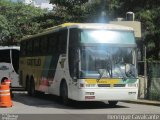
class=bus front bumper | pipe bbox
[70,88,138,101]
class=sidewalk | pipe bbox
[124,99,160,106]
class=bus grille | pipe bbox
[98,84,110,87]
[113,84,126,87]
[98,84,125,87]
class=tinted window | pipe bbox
[58,29,67,54]
[20,29,68,56]
[26,39,33,56]
[41,36,48,54]
[81,30,135,44]
[48,33,58,54]
[20,41,26,56]
[12,49,19,73]
[33,38,40,55]
[0,50,10,63]
[69,28,80,78]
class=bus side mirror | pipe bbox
[125,64,131,74]
[73,76,77,82]
[125,63,137,77]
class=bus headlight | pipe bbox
[86,84,96,87]
[127,83,137,87]
[79,83,96,88]
[85,92,95,95]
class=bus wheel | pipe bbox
[108,101,118,107]
[26,78,30,95]
[61,81,70,105]
[29,78,35,96]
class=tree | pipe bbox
[49,0,122,23]
[0,15,10,44]
[0,0,45,45]
[50,0,89,23]
[111,0,160,60]
[1,0,160,60]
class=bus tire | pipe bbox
[108,101,118,107]
[26,77,30,95]
[35,90,44,97]
[60,81,70,105]
[29,77,36,96]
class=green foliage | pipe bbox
[0,0,160,60]
[0,15,10,43]
[50,0,115,23]
[110,0,160,60]
[50,0,89,23]
[50,0,88,7]
[0,0,45,45]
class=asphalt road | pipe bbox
[0,91,160,120]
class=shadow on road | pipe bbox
[12,91,128,109]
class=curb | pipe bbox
[123,100,160,106]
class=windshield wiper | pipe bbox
[116,64,127,81]
[96,69,110,82]
[96,70,104,82]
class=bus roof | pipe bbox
[46,23,134,31]
[0,46,20,50]
[22,23,134,41]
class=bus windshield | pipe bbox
[0,50,11,63]
[80,46,137,79]
[69,28,137,79]
[0,49,19,74]
[81,30,135,44]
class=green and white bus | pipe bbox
[19,23,139,106]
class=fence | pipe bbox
[147,62,160,100]
[138,61,160,100]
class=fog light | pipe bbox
[85,92,95,95]
[86,84,96,87]
[128,83,137,87]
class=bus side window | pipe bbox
[48,33,58,55]
[12,49,19,74]
[58,29,67,54]
[69,28,79,47]
[38,38,42,55]
[33,38,38,56]
[26,39,33,56]
[0,50,10,63]
[20,41,26,56]
[41,36,48,55]
[69,28,80,78]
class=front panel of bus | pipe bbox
[68,28,139,101]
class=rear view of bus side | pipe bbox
[0,46,20,88]
[19,23,139,106]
